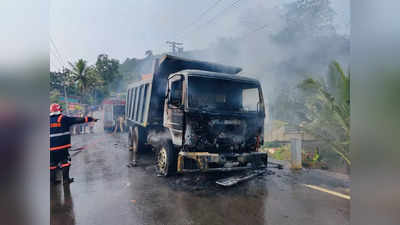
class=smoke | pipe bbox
[182,0,350,123]
[147,129,172,146]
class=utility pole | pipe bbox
[285,125,303,169]
[62,67,70,115]
[166,41,183,55]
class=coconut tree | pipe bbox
[68,59,103,103]
[298,61,350,166]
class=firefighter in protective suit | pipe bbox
[50,103,98,184]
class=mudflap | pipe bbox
[216,169,266,187]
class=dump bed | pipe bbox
[125,54,242,127]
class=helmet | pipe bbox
[50,103,62,114]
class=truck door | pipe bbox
[165,75,184,145]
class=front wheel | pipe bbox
[156,141,177,176]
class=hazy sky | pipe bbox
[50,0,349,71]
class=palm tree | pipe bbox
[68,59,102,103]
[298,61,350,166]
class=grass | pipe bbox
[262,144,291,161]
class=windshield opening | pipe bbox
[188,76,262,113]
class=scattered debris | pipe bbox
[216,169,267,186]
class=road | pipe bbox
[51,111,350,225]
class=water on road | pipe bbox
[51,113,349,225]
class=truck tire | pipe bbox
[128,127,133,151]
[130,126,145,153]
[156,141,177,176]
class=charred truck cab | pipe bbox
[126,55,267,176]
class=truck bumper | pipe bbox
[177,151,268,173]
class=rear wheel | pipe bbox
[156,141,177,176]
[129,126,145,153]
[128,127,133,151]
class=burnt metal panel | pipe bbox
[138,85,146,123]
[158,54,242,75]
[143,83,151,125]
[135,85,143,121]
[126,89,131,118]
[127,83,153,126]
[129,89,134,119]
[133,87,139,121]
[132,87,137,119]
[140,84,149,123]
[125,91,129,119]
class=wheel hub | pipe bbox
[158,148,167,173]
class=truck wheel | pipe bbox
[156,141,176,176]
[128,127,133,151]
[130,126,145,153]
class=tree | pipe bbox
[119,57,141,83]
[275,0,336,43]
[298,61,350,166]
[50,89,61,104]
[50,72,64,91]
[95,54,121,92]
[68,59,102,103]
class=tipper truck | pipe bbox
[126,55,267,176]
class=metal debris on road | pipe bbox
[216,169,267,186]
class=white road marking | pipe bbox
[303,184,350,200]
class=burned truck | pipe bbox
[126,55,267,176]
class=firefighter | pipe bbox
[113,115,125,134]
[50,103,98,185]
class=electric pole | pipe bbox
[166,41,184,55]
[62,67,70,115]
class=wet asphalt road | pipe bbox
[51,111,350,225]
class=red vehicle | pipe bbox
[102,98,126,132]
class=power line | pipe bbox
[50,45,65,71]
[50,47,64,71]
[202,0,244,27]
[49,55,57,71]
[50,37,67,65]
[176,0,224,38]
[50,36,69,68]
[179,0,245,41]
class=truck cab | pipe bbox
[162,70,267,174]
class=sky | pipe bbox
[50,0,349,71]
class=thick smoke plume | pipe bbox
[182,0,350,124]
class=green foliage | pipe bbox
[298,61,350,165]
[119,57,142,84]
[264,141,282,148]
[50,89,61,104]
[119,54,155,90]
[50,72,64,90]
[95,54,121,92]
[68,59,104,104]
[269,145,291,161]
[50,52,155,106]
